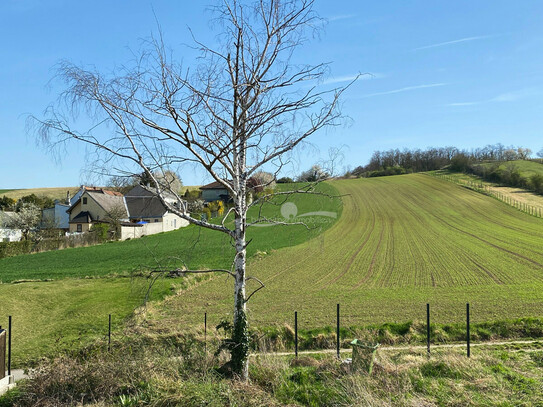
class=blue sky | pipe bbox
[1,0,542,188]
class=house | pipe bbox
[200,181,231,202]
[65,185,189,240]
[67,187,128,233]
[0,212,22,242]
[41,188,85,232]
[124,185,189,235]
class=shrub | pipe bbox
[530,174,543,194]
[277,177,294,183]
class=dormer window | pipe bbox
[83,197,88,205]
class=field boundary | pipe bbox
[427,171,543,217]
[252,339,543,357]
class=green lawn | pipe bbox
[151,174,543,330]
[0,277,179,367]
[0,182,342,365]
[0,182,341,283]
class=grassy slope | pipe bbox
[0,186,80,201]
[0,277,176,366]
[0,182,341,365]
[475,159,543,178]
[152,174,543,329]
[0,182,341,283]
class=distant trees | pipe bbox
[530,174,543,194]
[351,143,535,178]
[537,148,543,159]
[15,194,54,210]
[0,196,16,211]
[276,177,294,184]
[297,165,329,182]
[108,170,183,195]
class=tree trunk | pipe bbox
[231,211,249,379]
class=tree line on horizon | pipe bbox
[346,144,543,194]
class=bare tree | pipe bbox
[31,0,353,379]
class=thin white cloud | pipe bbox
[448,102,479,106]
[360,83,447,98]
[322,73,385,85]
[448,89,537,107]
[328,14,357,22]
[412,35,494,51]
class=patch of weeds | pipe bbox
[420,360,463,379]
[529,352,543,367]
[276,366,342,406]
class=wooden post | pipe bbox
[204,312,207,353]
[295,311,298,358]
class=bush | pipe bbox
[91,223,109,242]
[530,174,543,194]
[277,177,294,183]
[0,240,32,259]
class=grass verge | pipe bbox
[4,328,543,406]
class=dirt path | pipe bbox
[251,339,543,357]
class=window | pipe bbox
[82,197,87,205]
[77,224,82,232]
[154,219,159,223]
[174,219,177,228]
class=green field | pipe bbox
[0,182,341,365]
[0,277,180,366]
[150,174,543,330]
[0,183,341,282]
[3,175,543,366]
[474,159,543,178]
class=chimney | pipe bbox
[66,191,71,205]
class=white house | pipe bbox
[0,212,22,242]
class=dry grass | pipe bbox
[0,187,80,201]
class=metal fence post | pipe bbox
[466,303,470,358]
[426,303,430,357]
[108,314,111,352]
[8,315,12,376]
[336,303,340,359]
[204,312,207,353]
[295,311,298,358]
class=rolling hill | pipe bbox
[151,174,543,329]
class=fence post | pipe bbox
[336,303,340,359]
[108,314,111,352]
[426,303,430,357]
[466,303,470,358]
[8,315,12,376]
[204,312,207,353]
[295,311,298,358]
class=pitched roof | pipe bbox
[69,211,93,224]
[68,189,128,218]
[83,186,123,196]
[88,191,128,217]
[125,184,177,201]
[125,196,167,218]
[200,181,231,190]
